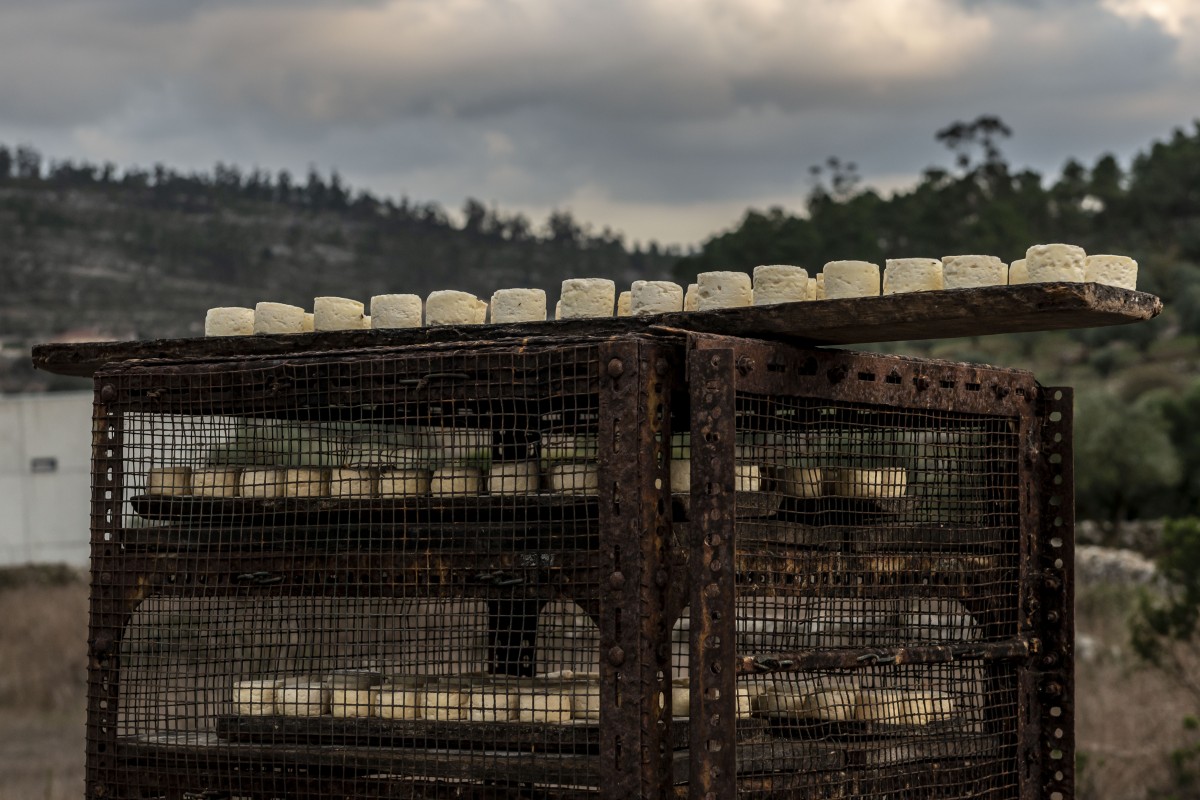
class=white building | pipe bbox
[0,392,93,565]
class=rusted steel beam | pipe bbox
[735,638,1031,675]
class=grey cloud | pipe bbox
[0,0,1197,245]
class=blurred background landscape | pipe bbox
[4,0,1200,797]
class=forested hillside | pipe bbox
[0,146,677,389]
[673,117,1200,527]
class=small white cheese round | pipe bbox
[329,468,376,498]
[314,296,368,331]
[753,265,810,305]
[518,690,573,723]
[254,302,308,334]
[284,467,329,498]
[430,466,483,496]
[941,255,1007,289]
[330,687,375,718]
[233,679,280,716]
[822,261,880,299]
[696,271,753,310]
[883,258,943,295]
[488,461,540,494]
[205,307,254,337]
[683,283,699,311]
[426,290,488,326]
[1008,259,1030,285]
[631,280,685,315]
[1026,243,1086,283]
[616,291,632,317]
[490,288,547,323]
[378,468,431,497]
[370,294,423,329]
[147,466,193,496]
[239,468,287,499]
[815,273,826,300]
[776,466,823,499]
[277,680,330,716]
[547,463,599,495]
[192,467,241,498]
[1085,254,1138,290]
[560,278,617,318]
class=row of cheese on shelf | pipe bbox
[146,462,598,498]
[204,243,1137,335]
[233,672,954,726]
[145,462,910,500]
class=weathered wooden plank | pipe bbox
[32,283,1161,377]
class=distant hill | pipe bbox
[0,148,677,390]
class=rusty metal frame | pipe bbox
[1019,386,1074,799]
[597,337,678,800]
[688,345,739,800]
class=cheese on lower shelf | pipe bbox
[239,468,287,499]
[378,468,431,497]
[468,688,518,722]
[233,679,279,716]
[815,273,825,299]
[1026,243,1086,282]
[374,687,420,720]
[419,689,467,720]
[205,307,255,336]
[854,689,955,726]
[192,467,241,498]
[539,433,598,468]
[430,466,483,496]
[883,258,943,295]
[370,294,423,329]
[330,688,375,718]
[823,261,880,299]
[684,283,699,311]
[426,290,488,325]
[942,255,1007,289]
[696,271,753,310]
[518,690,573,723]
[329,468,376,498]
[735,464,762,492]
[753,265,810,305]
[616,291,632,317]
[148,466,193,496]
[828,467,907,499]
[253,302,308,334]
[302,313,315,332]
[669,459,691,493]
[1085,254,1138,290]
[776,466,823,498]
[314,296,369,331]
[284,467,329,498]
[671,680,689,717]
[490,288,547,323]
[1008,258,1029,284]
[799,689,857,722]
[488,461,540,494]
[559,278,616,319]
[630,280,684,315]
[277,681,331,717]
[572,683,601,720]
[546,462,598,495]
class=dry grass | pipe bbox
[0,563,1195,799]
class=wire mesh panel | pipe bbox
[685,335,1065,800]
[85,338,677,800]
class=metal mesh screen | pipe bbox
[91,344,612,798]
[721,392,1023,797]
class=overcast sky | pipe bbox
[2,0,1198,246]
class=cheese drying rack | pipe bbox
[33,282,1160,800]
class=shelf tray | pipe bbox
[33,283,1162,377]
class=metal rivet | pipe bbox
[99,384,116,402]
[914,375,931,391]
[609,571,626,590]
[655,569,669,587]
[607,358,624,378]
[736,356,754,375]
[608,646,626,666]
